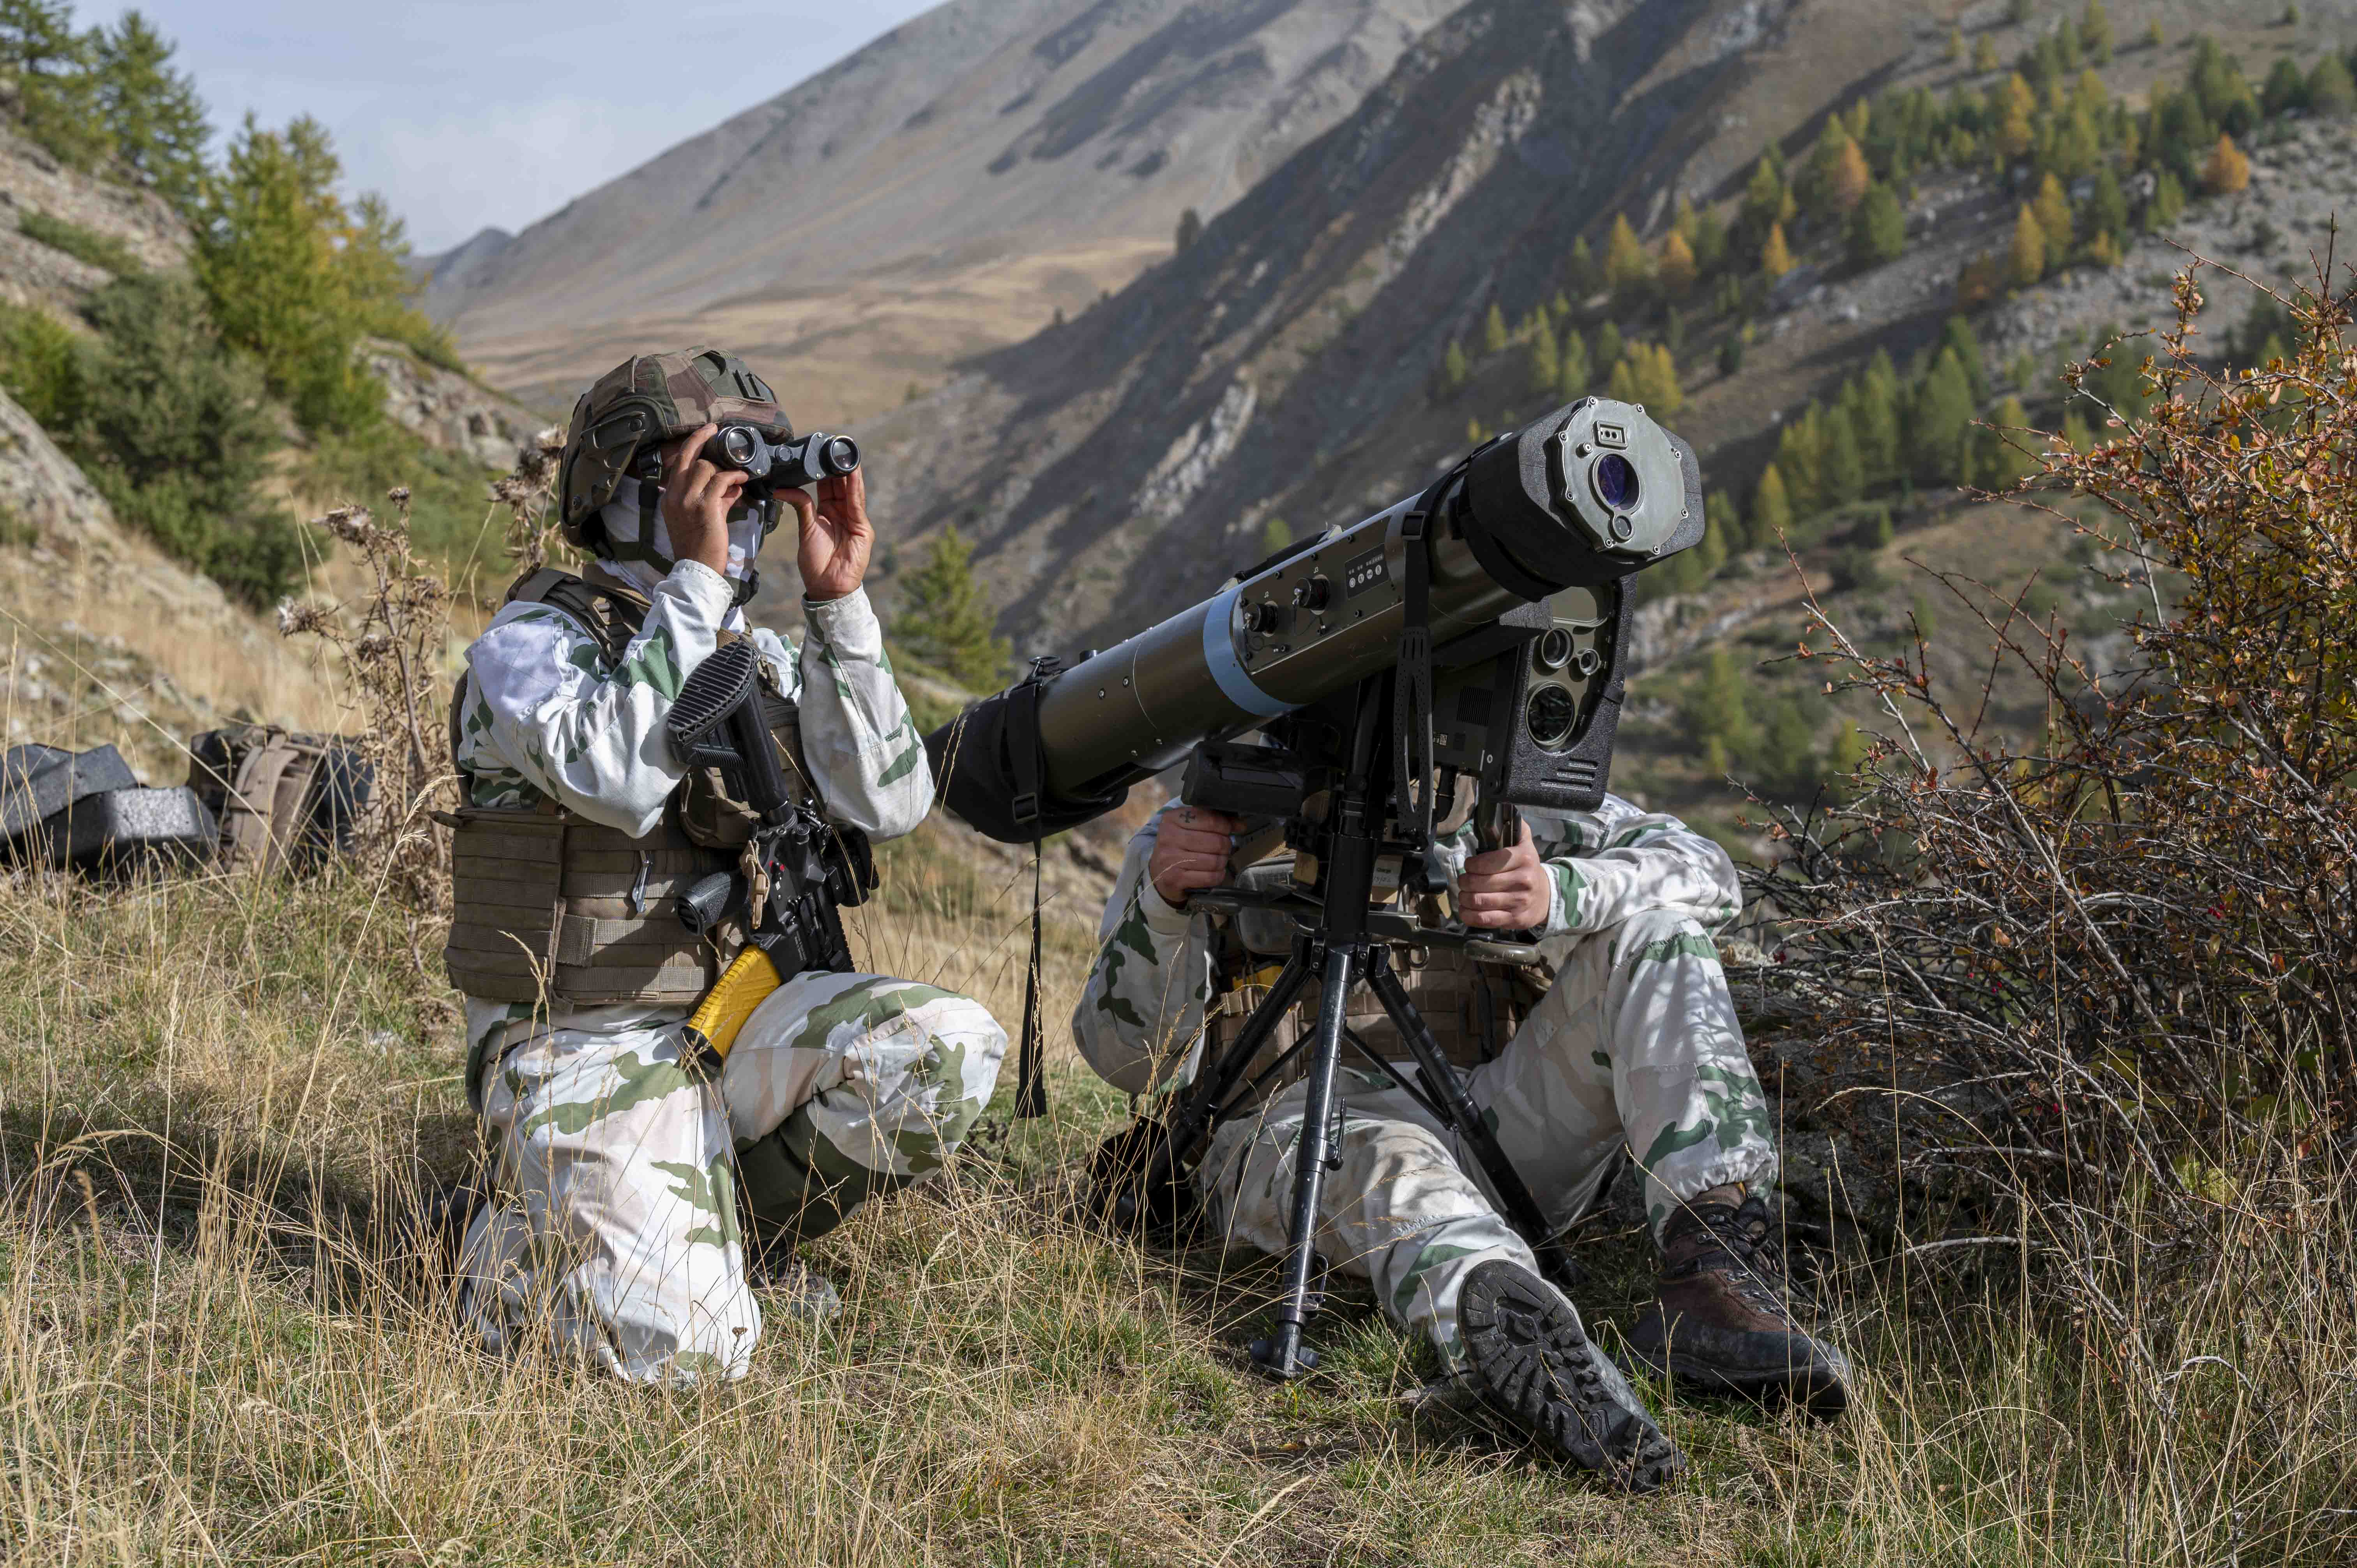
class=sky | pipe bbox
[71,1,940,256]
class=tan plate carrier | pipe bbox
[440,565,816,1009]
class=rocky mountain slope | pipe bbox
[424,0,1461,420]
[0,123,549,782]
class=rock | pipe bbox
[359,340,546,470]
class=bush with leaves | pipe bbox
[67,272,296,606]
[1754,263,2357,1234]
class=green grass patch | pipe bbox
[18,209,145,276]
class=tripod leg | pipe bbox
[1120,937,1317,1233]
[1365,954,1586,1297]
[1251,941,1359,1380]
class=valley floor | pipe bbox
[0,847,2350,1566]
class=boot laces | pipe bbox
[1677,1197,1792,1313]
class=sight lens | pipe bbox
[1592,452,1639,512]
[719,426,760,466]
[1526,685,1578,749]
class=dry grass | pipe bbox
[1,833,2352,1566]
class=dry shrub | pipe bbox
[278,489,454,911]
[1760,261,2356,1227]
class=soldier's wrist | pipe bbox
[1141,876,1194,932]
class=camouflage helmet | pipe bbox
[556,346,794,553]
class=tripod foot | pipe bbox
[1248,1337,1322,1379]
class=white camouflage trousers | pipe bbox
[1199,907,1774,1368]
[457,971,1007,1384]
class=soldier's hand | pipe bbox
[782,468,873,602]
[1459,818,1551,930]
[658,425,742,575]
[1149,807,1244,908]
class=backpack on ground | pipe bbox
[186,726,371,874]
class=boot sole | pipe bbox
[1458,1261,1686,1492]
[1620,1343,1852,1419]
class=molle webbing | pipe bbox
[442,807,734,1005]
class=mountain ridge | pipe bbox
[429,0,1462,420]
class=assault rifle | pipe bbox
[665,637,875,1063]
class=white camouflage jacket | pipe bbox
[1073,793,1741,1096]
[450,560,932,1063]
[453,560,930,839]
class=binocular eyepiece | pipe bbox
[701,425,860,493]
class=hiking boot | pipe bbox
[747,1229,843,1323]
[1624,1188,1851,1417]
[1458,1259,1686,1492]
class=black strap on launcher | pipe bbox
[1007,655,1063,1119]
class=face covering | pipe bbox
[593,476,774,607]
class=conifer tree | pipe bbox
[1557,327,1590,398]
[1910,347,1978,485]
[1829,136,1871,213]
[1567,235,1597,295]
[1974,34,2000,73]
[0,0,104,166]
[2310,56,2357,118]
[1693,204,1728,274]
[894,524,1012,687]
[1761,221,1794,279]
[1175,207,1203,252]
[2008,203,2047,285]
[1443,338,1468,392]
[1982,394,2038,488]
[90,11,208,211]
[1849,182,1907,267]
[1945,23,1964,63]
[1705,487,1744,553]
[1658,230,1698,295]
[1607,357,1640,405]
[1684,649,1759,777]
[2084,166,2127,242]
[1604,214,1648,290]
[1821,405,1865,504]
[1753,462,1793,543]
[2083,1,2112,65]
[1740,154,1785,245]
[1854,350,1902,479]
[2147,169,2186,230]
[1594,320,1624,373]
[1940,313,1989,403]
[197,115,394,432]
[1482,301,1509,355]
[1527,320,1559,397]
[2202,132,2250,196]
[1779,405,1826,511]
[2031,172,2073,257]
[1631,342,1684,415]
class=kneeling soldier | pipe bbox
[1076,793,1850,1487]
[445,348,1005,1384]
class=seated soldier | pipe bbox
[445,348,1005,1384]
[1074,790,1849,1489]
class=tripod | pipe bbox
[1115,678,1587,1380]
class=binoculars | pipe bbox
[701,425,860,493]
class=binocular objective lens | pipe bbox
[1535,627,1575,671]
[1526,685,1578,749]
[1591,452,1640,512]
